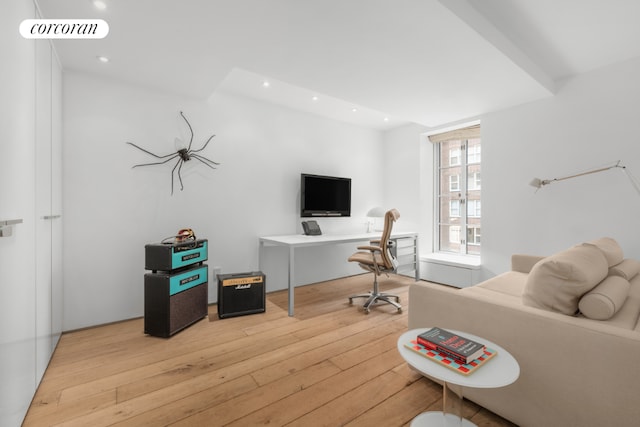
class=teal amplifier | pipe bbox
[145,239,208,272]
[145,264,208,295]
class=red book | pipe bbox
[417,327,485,365]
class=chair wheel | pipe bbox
[397,308,403,313]
[364,308,370,314]
[348,298,353,305]
[395,296,401,303]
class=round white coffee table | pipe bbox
[397,328,520,426]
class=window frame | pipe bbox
[434,136,481,256]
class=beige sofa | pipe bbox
[409,238,640,427]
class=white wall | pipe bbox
[481,57,640,278]
[382,123,431,251]
[63,72,386,330]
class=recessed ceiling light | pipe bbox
[384,117,389,122]
[352,108,358,113]
[93,0,107,10]
[312,96,318,101]
[96,55,109,63]
[262,81,270,88]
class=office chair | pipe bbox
[347,208,402,314]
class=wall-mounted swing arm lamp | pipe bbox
[529,160,640,195]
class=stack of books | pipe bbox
[417,327,485,365]
[404,327,496,375]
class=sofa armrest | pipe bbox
[511,254,545,273]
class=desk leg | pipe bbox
[288,246,295,317]
[414,235,420,281]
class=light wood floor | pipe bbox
[24,275,516,426]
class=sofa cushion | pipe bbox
[578,276,630,320]
[471,271,528,298]
[583,237,624,267]
[609,259,640,281]
[523,244,609,315]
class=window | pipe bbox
[450,200,460,217]
[468,172,481,190]
[468,226,481,245]
[449,174,460,192]
[449,148,461,166]
[468,144,481,163]
[430,125,481,256]
[449,226,461,244]
[467,200,481,217]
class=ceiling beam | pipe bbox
[439,0,556,95]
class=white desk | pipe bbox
[397,328,520,426]
[259,231,419,316]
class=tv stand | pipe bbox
[258,231,419,316]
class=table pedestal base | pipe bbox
[411,381,475,426]
[410,412,476,426]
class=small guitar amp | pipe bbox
[217,271,266,319]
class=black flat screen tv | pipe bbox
[301,173,351,217]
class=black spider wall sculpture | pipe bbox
[126,111,220,195]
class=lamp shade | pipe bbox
[529,178,543,188]
[366,207,386,217]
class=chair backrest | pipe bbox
[379,209,400,269]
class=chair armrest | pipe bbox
[369,239,394,247]
[357,245,382,252]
